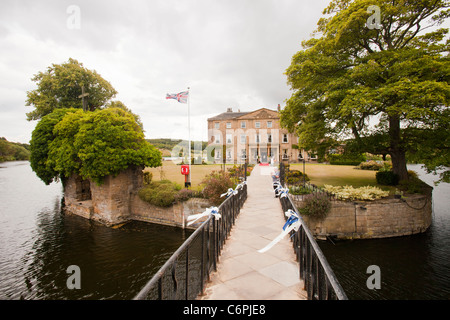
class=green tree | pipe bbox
[0,137,31,162]
[282,0,450,182]
[26,58,117,120]
[31,108,162,185]
[104,100,144,131]
[29,108,76,184]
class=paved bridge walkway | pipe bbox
[200,165,307,300]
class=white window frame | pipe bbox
[215,122,220,129]
[226,134,232,144]
[241,121,246,129]
[226,122,231,129]
[255,134,260,143]
[267,121,272,128]
[255,121,260,128]
[214,135,220,144]
[240,134,246,144]
[282,133,289,143]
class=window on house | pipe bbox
[226,134,232,144]
[267,133,272,143]
[255,121,260,128]
[214,135,220,144]
[215,122,220,129]
[282,149,288,159]
[255,134,260,143]
[282,134,288,143]
[241,121,246,128]
[215,150,221,159]
[267,121,272,128]
[240,134,246,144]
[241,149,246,159]
[226,122,231,129]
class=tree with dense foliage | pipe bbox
[29,108,75,184]
[26,58,117,120]
[27,59,161,185]
[282,0,450,183]
[31,108,162,185]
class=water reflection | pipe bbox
[319,164,450,300]
[0,162,191,300]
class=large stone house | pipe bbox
[207,105,317,164]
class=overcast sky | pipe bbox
[0,0,331,143]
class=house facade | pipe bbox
[207,106,317,164]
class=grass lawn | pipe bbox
[144,161,236,189]
[146,161,394,191]
[289,163,393,190]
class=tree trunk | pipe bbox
[389,115,409,181]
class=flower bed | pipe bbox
[323,185,389,201]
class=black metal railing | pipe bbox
[133,184,247,300]
[279,192,348,300]
[278,161,347,299]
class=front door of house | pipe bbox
[260,149,268,163]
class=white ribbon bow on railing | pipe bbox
[221,188,238,198]
[235,180,247,190]
[279,188,289,198]
[186,206,220,226]
[258,209,301,253]
[274,185,289,198]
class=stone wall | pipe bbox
[130,194,211,228]
[294,194,432,239]
[63,167,211,228]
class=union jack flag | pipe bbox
[166,91,189,104]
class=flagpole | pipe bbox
[187,87,191,188]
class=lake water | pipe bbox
[318,164,450,300]
[1,161,449,300]
[0,161,191,300]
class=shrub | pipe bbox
[323,185,389,201]
[359,161,383,171]
[300,193,331,219]
[398,176,427,194]
[138,180,181,207]
[227,165,253,178]
[376,171,399,186]
[143,171,153,185]
[378,161,393,172]
[408,170,418,179]
[328,153,366,166]
[174,188,197,202]
[289,185,311,195]
[201,171,235,206]
[286,170,309,184]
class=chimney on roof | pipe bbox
[277,104,281,112]
[227,107,233,112]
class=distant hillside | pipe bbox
[147,138,208,155]
[0,137,31,162]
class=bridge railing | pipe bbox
[133,183,247,300]
[280,194,348,300]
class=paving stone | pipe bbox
[200,165,307,300]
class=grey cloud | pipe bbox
[0,0,330,143]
